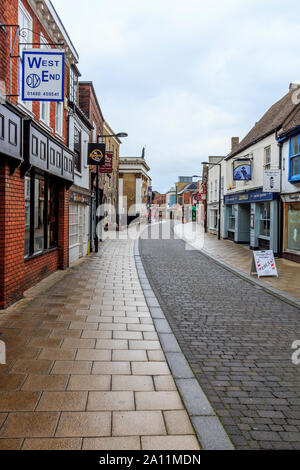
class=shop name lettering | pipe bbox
[27,57,61,82]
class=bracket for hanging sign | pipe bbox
[0,25,65,99]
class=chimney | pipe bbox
[289,81,300,91]
[231,137,239,152]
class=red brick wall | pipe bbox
[0,2,71,308]
[0,0,68,143]
[0,164,25,306]
[0,162,69,309]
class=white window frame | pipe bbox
[55,101,63,136]
[264,146,271,170]
[39,33,50,126]
[18,1,33,112]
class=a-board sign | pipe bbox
[251,250,278,278]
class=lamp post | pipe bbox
[202,161,222,240]
[93,132,128,252]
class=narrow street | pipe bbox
[140,223,300,450]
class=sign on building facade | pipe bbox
[263,169,281,193]
[87,143,106,165]
[100,152,113,173]
[22,50,65,101]
[233,159,252,181]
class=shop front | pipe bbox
[224,188,279,254]
[282,193,300,263]
[0,103,73,308]
[69,188,90,264]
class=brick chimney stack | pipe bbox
[231,137,239,152]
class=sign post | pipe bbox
[251,250,278,278]
[22,49,65,101]
[88,143,106,253]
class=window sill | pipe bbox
[24,246,59,261]
[258,235,270,240]
[39,120,52,133]
[288,177,300,183]
[285,248,300,255]
[55,132,64,142]
[17,102,35,118]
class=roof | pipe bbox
[177,182,197,195]
[79,81,105,123]
[278,104,300,137]
[227,86,300,159]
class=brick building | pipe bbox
[0,0,76,308]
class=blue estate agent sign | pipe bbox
[22,49,65,102]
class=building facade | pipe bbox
[0,0,75,308]
[277,96,300,262]
[102,121,120,226]
[68,71,93,263]
[78,81,105,251]
[119,153,151,225]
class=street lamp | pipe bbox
[202,161,222,240]
[93,132,128,252]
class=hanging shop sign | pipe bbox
[22,49,65,101]
[100,151,113,173]
[263,169,280,193]
[87,143,106,165]
[233,159,252,181]
[251,250,278,278]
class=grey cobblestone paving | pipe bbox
[140,227,300,450]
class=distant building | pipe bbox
[119,151,151,225]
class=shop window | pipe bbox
[48,181,58,249]
[287,203,300,252]
[34,177,45,253]
[69,204,79,247]
[228,206,235,230]
[210,210,218,230]
[24,176,31,256]
[24,170,59,257]
[289,134,300,182]
[74,127,81,173]
[264,146,271,169]
[259,202,270,237]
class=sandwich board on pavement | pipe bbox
[251,250,278,278]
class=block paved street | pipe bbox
[140,223,300,450]
[0,236,200,450]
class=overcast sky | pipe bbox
[54,0,300,192]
